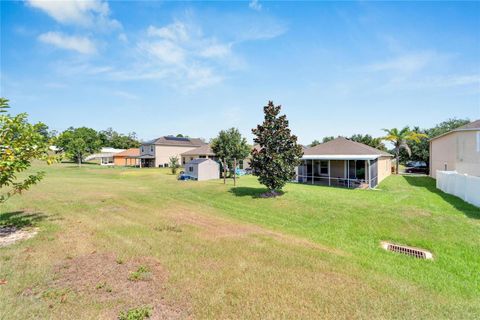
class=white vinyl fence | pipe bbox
[436,171,480,207]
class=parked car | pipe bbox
[405,161,428,174]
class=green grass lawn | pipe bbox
[1,163,479,319]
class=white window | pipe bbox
[141,146,144,153]
[189,166,193,172]
[150,145,154,152]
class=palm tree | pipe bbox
[382,127,427,174]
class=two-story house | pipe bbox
[430,120,480,178]
[139,136,206,167]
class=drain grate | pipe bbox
[381,242,433,260]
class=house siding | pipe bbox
[377,156,392,183]
[430,131,480,178]
[113,156,138,166]
[155,145,198,167]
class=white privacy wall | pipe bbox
[436,171,480,207]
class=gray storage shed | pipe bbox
[185,158,220,181]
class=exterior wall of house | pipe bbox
[429,131,480,178]
[377,156,392,183]
[140,144,155,157]
[113,156,138,166]
[154,145,198,167]
[430,133,457,178]
[454,131,480,177]
[241,157,251,169]
[329,160,345,178]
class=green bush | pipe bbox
[128,265,151,281]
[118,305,152,320]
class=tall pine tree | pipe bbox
[251,101,303,196]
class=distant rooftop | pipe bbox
[303,137,392,158]
[456,119,480,130]
[430,119,480,141]
[142,136,206,147]
[114,148,140,157]
[181,144,215,156]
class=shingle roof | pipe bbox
[181,144,215,156]
[303,137,392,157]
[430,119,480,141]
[143,136,206,147]
[456,119,480,130]
[114,148,140,157]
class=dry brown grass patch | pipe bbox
[51,252,187,319]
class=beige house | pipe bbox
[139,136,206,167]
[185,158,220,181]
[297,137,392,188]
[429,120,480,178]
[181,144,251,169]
[180,144,217,165]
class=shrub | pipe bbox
[128,265,151,281]
[118,305,152,320]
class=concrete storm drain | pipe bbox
[381,241,433,260]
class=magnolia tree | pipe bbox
[251,101,303,197]
[0,98,54,202]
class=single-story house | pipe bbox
[85,147,125,165]
[181,144,251,169]
[297,137,393,188]
[139,136,206,167]
[185,158,220,181]
[113,148,140,166]
[181,144,218,164]
[429,120,480,178]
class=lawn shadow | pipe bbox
[229,187,286,198]
[0,211,58,228]
[403,176,480,220]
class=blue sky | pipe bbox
[1,0,479,144]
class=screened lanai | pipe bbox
[296,157,378,188]
[297,137,393,189]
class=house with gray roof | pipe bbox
[297,137,393,188]
[139,136,206,167]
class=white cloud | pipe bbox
[129,21,232,88]
[118,33,128,43]
[139,40,186,64]
[45,16,284,90]
[199,43,232,58]
[364,52,435,74]
[147,22,189,42]
[27,0,120,30]
[38,31,96,54]
[113,90,139,100]
[249,0,262,11]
